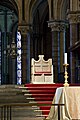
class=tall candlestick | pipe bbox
[63,53,69,87]
[64,53,67,64]
[63,64,69,87]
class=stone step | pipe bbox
[0,85,44,120]
[0,106,44,120]
[8,117,44,120]
[0,85,28,103]
[0,96,28,103]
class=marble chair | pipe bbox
[31,55,54,84]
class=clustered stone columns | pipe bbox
[67,12,80,83]
[18,23,30,84]
[48,20,67,82]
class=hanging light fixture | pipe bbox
[9,11,17,58]
[9,37,17,58]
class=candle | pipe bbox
[64,53,67,64]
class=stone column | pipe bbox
[67,12,80,83]
[18,23,29,84]
[26,32,30,83]
[9,37,17,84]
[11,59,16,84]
[48,20,67,83]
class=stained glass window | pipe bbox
[17,31,22,84]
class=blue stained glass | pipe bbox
[17,63,21,69]
[17,78,21,85]
[17,56,21,62]
[17,70,21,77]
[17,41,21,48]
[17,31,22,85]
[17,49,21,55]
[17,32,21,41]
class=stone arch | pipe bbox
[53,0,69,20]
[0,0,18,15]
[29,0,52,60]
[27,0,37,23]
[57,0,63,19]
[0,0,18,33]
[60,0,69,19]
[32,0,49,32]
[28,0,49,24]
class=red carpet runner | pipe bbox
[25,84,63,118]
[25,83,80,118]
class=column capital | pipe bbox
[18,22,32,34]
[48,20,68,32]
[67,11,80,24]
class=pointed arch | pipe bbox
[53,0,69,20]
[60,0,69,19]
[0,0,18,15]
[28,0,52,60]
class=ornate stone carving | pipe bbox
[18,26,28,34]
[67,12,80,24]
[18,22,32,34]
[48,20,67,32]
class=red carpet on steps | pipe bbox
[24,83,80,118]
[24,84,63,118]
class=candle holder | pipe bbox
[63,64,69,87]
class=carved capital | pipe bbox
[18,22,32,34]
[18,26,27,34]
[48,20,67,32]
[67,11,80,24]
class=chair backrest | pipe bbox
[31,55,54,84]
